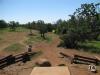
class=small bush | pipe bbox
[60,31,79,48]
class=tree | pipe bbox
[37,20,47,39]
[46,23,53,32]
[74,3,100,40]
[59,3,100,48]
[60,31,80,48]
[0,20,8,28]
[56,19,68,34]
[27,22,33,35]
[31,21,36,30]
[9,21,18,31]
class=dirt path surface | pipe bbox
[33,33,100,75]
[0,33,100,75]
[30,67,70,75]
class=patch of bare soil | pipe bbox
[0,32,27,50]
[0,33,100,75]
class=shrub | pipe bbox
[60,31,80,48]
[0,20,8,28]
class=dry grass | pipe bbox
[3,43,25,52]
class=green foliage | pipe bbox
[9,21,19,31]
[14,27,28,32]
[37,20,47,39]
[45,35,52,43]
[46,23,54,32]
[4,43,24,52]
[57,3,100,49]
[60,31,79,48]
[0,20,8,28]
[25,20,54,38]
[78,41,100,53]
[56,19,67,34]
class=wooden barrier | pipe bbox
[0,52,35,69]
[95,56,100,65]
[0,55,15,69]
[0,55,12,64]
[95,56,100,61]
[71,55,100,65]
[15,52,30,63]
[59,52,72,60]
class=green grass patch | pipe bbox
[78,41,100,53]
[87,41,100,48]
[0,35,3,42]
[25,34,52,45]
[15,27,28,32]
[45,35,52,43]
[0,27,28,32]
[0,28,9,34]
[8,27,28,32]
[4,43,25,52]
[45,35,54,43]
[0,37,2,41]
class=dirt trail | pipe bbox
[32,34,100,75]
[0,33,100,75]
[33,35,65,66]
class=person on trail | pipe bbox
[28,45,32,52]
[88,64,97,73]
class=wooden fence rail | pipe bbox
[0,52,35,69]
[59,52,72,60]
[59,52,100,65]
[71,54,100,65]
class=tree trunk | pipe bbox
[43,33,45,39]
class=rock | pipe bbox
[35,58,51,67]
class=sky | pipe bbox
[0,0,99,24]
